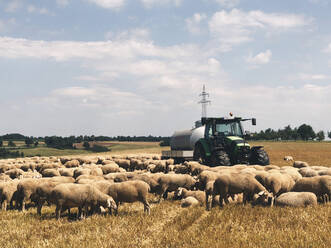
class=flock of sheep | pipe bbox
[0,154,330,220]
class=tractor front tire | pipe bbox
[250,148,270,165]
[212,151,231,166]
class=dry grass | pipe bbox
[0,142,331,248]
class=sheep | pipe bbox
[0,180,19,210]
[75,175,104,182]
[284,156,294,161]
[35,181,66,215]
[264,173,295,197]
[0,174,12,182]
[64,159,80,168]
[17,177,75,211]
[114,159,131,171]
[273,192,317,207]
[211,173,269,209]
[298,167,318,177]
[292,175,331,203]
[181,196,200,208]
[174,187,205,205]
[318,169,331,176]
[157,174,196,202]
[41,168,61,178]
[5,168,25,179]
[106,180,150,215]
[101,163,121,174]
[293,161,309,168]
[73,168,91,179]
[51,183,117,219]
[58,168,75,177]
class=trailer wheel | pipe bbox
[193,143,207,165]
[212,150,231,166]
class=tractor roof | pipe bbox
[201,117,242,125]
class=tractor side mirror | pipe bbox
[252,118,256,126]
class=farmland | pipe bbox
[0,141,330,248]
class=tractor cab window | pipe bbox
[215,122,243,137]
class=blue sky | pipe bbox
[0,0,331,137]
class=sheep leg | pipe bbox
[143,199,150,215]
[114,201,119,215]
[2,200,7,211]
[205,192,211,211]
[55,205,61,220]
[37,199,45,216]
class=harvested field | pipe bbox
[0,141,330,248]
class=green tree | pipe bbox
[0,140,3,147]
[34,141,39,147]
[316,131,325,141]
[8,141,16,147]
[83,141,90,149]
[297,124,316,141]
[328,131,331,139]
[25,137,34,147]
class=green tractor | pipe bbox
[193,117,269,166]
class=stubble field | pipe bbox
[0,141,330,248]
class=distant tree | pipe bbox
[83,141,90,149]
[316,131,325,141]
[0,140,3,147]
[34,141,39,147]
[297,124,316,141]
[25,137,34,147]
[8,141,16,147]
[328,131,331,139]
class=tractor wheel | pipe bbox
[250,148,270,165]
[212,151,231,166]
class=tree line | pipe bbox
[250,124,330,141]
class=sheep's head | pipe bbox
[174,187,184,200]
[107,197,117,211]
[251,191,272,206]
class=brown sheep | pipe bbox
[106,180,150,215]
[212,173,269,209]
[265,173,295,196]
[157,174,196,202]
[174,187,205,205]
[292,175,331,203]
[51,183,117,219]
[0,180,19,210]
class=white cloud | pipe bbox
[56,0,70,6]
[246,49,272,65]
[27,5,50,15]
[86,0,126,9]
[209,9,310,51]
[105,28,150,40]
[298,73,328,80]
[186,13,207,35]
[5,0,23,12]
[140,0,183,8]
[214,0,240,8]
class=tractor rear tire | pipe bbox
[250,148,270,165]
[194,143,208,165]
[212,151,231,166]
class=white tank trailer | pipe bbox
[162,125,205,162]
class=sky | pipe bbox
[0,0,331,137]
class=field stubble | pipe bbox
[0,141,330,247]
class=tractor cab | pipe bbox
[194,117,268,166]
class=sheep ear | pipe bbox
[258,191,265,196]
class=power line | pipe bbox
[198,85,211,118]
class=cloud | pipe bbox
[140,0,183,8]
[214,0,240,8]
[246,49,272,65]
[186,13,207,35]
[105,28,150,40]
[209,9,311,51]
[5,0,23,12]
[86,0,126,9]
[56,0,70,6]
[298,73,328,80]
[27,5,50,15]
